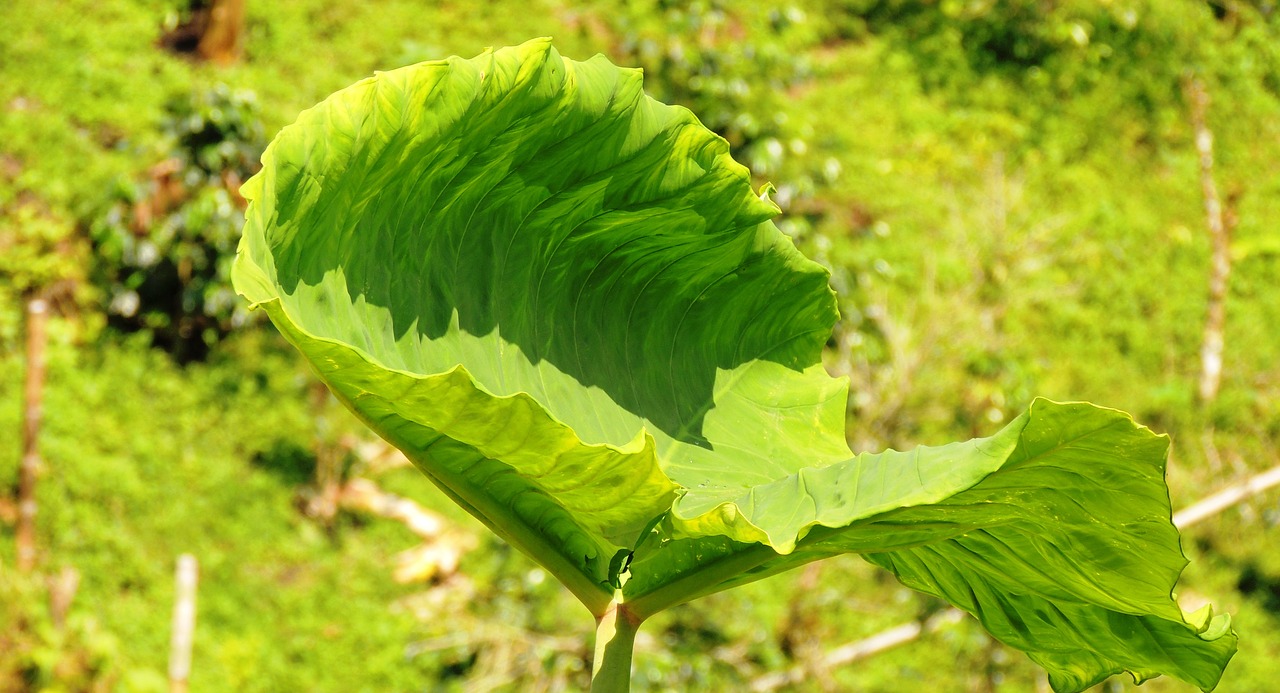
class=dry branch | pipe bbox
[1173,464,1280,529]
[751,609,964,692]
[338,478,475,583]
[339,478,448,539]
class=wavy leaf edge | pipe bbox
[231,38,1237,692]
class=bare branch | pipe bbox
[1173,464,1280,529]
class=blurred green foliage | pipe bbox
[91,84,266,360]
[605,2,816,174]
[1,0,1279,691]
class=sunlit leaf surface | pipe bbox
[234,39,1236,691]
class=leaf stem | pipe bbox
[591,597,642,692]
[625,542,782,619]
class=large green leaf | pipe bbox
[234,37,849,607]
[632,401,1235,690]
[233,38,1235,691]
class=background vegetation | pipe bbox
[2,0,1278,690]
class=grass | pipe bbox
[2,0,1279,690]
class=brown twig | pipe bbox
[16,297,49,572]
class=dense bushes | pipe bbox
[91,84,266,360]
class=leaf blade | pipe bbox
[232,38,844,608]
[641,399,1236,691]
[235,38,1236,688]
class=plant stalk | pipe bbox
[591,599,641,692]
[625,540,785,619]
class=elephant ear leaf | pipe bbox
[232,38,845,610]
[649,400,1237,692]
[234,38,1235,691]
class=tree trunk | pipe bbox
[309,381,342,525]
[1185,76,1234,405]
[16,297,48,572]
[196,0,245,65]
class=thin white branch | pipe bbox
[169,554,199,693]
[1173,464,1280,529]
